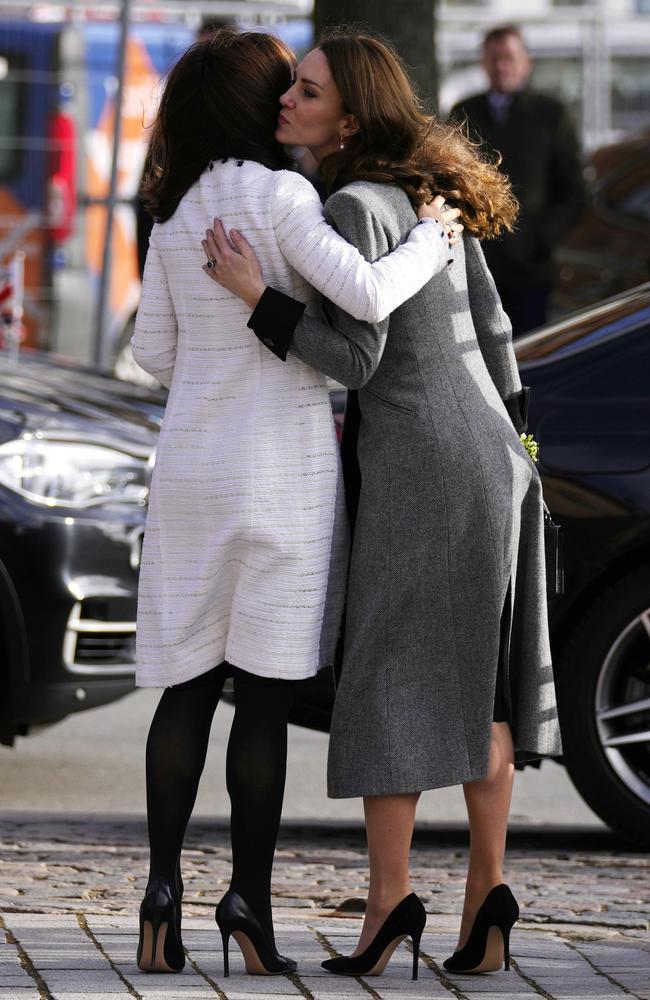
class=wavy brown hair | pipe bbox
[318,30,518,239]
[141,28,294,222]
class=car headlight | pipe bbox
[0,435,150,508]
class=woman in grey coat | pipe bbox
[203,31,562,979]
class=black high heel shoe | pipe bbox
[215,889,297,976]
[321,892,426,980]
[137,876,185,973]
[443,884,519,974]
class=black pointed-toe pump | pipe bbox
[215,889,297,976]
[137,876,185,973]
[321,892,426,980]
[443,884,519,974]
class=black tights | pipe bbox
[145,662,295,938]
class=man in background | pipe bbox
[451,24,585,335]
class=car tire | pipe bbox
[555,567,650,846]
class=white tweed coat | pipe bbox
[132,159,451,686]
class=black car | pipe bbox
[553,134,650,315]
[289,283,650,845]
[0,351,164,746]
[518,283,650,845]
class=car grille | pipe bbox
[74,631,136,666]
[63,599,136,676]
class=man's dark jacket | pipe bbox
[450,89,585,290]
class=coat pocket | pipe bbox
[363,385,414,415]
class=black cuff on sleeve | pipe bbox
[417,218,454,265]
[247,286,306,362]
[503,386,531,435]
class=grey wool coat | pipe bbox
[258,180,563,798]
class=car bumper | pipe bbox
[0,505,143,733]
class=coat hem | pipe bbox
[327,762,489,799]
[327,743,562,798]
[136,654,327,689]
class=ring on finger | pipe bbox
[206,259,216,269]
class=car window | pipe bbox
[604,157,650,223]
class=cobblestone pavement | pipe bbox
[1,814,648,1000]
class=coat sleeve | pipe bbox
[131,234,177,389]
[271,171,451,324]
[252,190,393,389]
[464,235,529,432]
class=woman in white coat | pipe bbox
[131,28,460,978]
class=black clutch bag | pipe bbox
[543,502,564,600]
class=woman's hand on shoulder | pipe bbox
[202,219,266,310]
[417,194,464,246]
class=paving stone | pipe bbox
[49,995,134,1000]
[591,954,650,968]
[148,973,220,982]
[2,816,650,1000]
[444,978,538,993]
[134,990,223,998]
[41,971,127,986]
[30,954,111,967]
[47,990,130,997]
[531,971,610,980]
[511,941,569,955]
[581,946,650,958]
[0,990,41,1000]
[516,962,589,974]
[205,979,300,995]
[362,982,450,997]
[462,995,540,1000]
[297,977,369,995]
[609,976,650,988]
[535,979,621,991]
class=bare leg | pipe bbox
[353,793,420,954]
[457,721,515,948]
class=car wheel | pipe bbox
[556,567,650,845]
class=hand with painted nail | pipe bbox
[417,195,464,246]
[201,218,266,310]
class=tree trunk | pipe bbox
[313,0,437,109]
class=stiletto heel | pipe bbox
[215,889,296,976]
[411,926,423,980]
[137,876,185,973]
[443,884,519,975]
[503,926,511,971]
[220,928,231,977]
[321,892,426,978]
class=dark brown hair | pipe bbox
[482,24,527,49]
[318,30,518,239]
[141,28,294,222]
